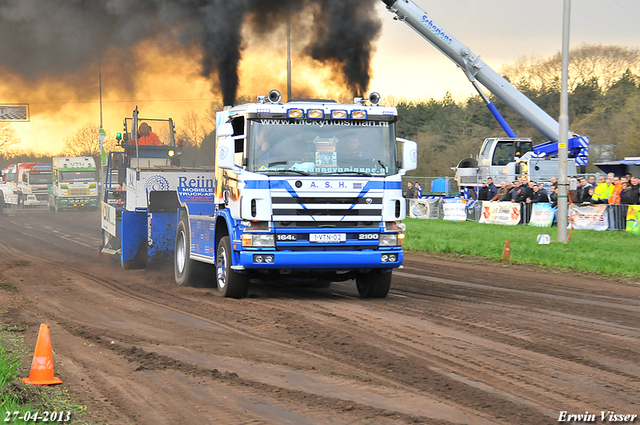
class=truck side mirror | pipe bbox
[217,123,234,138]
[217,136,237,170]
[397,138,418,175]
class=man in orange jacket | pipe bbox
[136,122,162,146]
[608,176,624,205]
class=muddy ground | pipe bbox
[0,210,638,425]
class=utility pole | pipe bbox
[286,7,292,102]
[557,0,571,242]
[98,58,107,183]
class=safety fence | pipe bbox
[408,198,640,233]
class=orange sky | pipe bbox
[5,0,640,154]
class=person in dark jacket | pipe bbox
[572,178,588,204]
[486,177,498,200]
[413,182,422,198]
[512,182,527,203]
[620,180,636,205]
[404,182,414,199]
[627,176,640,205]
[477,181,489,201]
[547,185,558,208]
[526,184,547,203]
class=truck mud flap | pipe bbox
[120,209,148,269]
[147,211,177,269]
[146,191,181,269]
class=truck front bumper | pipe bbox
[57,197,99,209]
[238,249,403,270]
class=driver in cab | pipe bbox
[256,131,276,167]
[136,122,162,146]
[342,137,373,161]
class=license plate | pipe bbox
[309,233,346,243]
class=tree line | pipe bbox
[2,44,639,177]
[394,44,640,177]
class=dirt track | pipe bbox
[0,210,639,425]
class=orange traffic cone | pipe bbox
[501,240,511,261]
[22,324,63,385]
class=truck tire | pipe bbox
[17,196,24,209]
[174,215,210,287]
[356,270,392,298]
[216,236,249,298]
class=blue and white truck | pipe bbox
[103,94,417,298]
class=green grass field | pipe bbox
[0,330,86,424]
[403,218,640,278]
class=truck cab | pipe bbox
[175,91,418,298]
[50,157,99,211]
[17,163,52,208]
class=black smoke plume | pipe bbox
[0,0,382,106]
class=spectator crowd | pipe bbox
[405,173,640,206]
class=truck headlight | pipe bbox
[242,234,275,247]
[379,233,404,247]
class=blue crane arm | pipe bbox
[381,0,573,143]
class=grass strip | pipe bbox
[0,329,87,424]
[403,218,640,278]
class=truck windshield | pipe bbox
[29,174,52,184]
[5,174,17,183]
[60,171,96,182]
[247,119,398,176]
[124,118,174,146]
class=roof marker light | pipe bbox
[331,110,348,120]
[287,109,304,119]
[307,109,324,119]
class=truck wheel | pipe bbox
[174,215,210,287]
[17,196,24,209]
[216,236,249,298]
[356,270,392,298]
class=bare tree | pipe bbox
[501,44,640,93]
[178,111,211,148]
[204,101,224,131]
[61,123,117,157]
[0,122,20,153]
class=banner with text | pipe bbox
[528,203,556,227]
[442,198,467,222]
[568,204,608,231]
[479,201,521,226]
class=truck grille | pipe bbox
[271,196,382,222]
[68,188,92,196]
[35,194,48,201]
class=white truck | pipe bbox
[16,162,52,208]
[1,164,19,208]
[381,0,589,185]
[49,157,99,211]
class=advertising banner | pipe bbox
[409,198,441,219]
[442,198,466,222]
[528,203,556,227]
[626,205,640,234]
[479,201,520,225]
[568,204,608,231]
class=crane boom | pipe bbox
[381,0,572,143]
